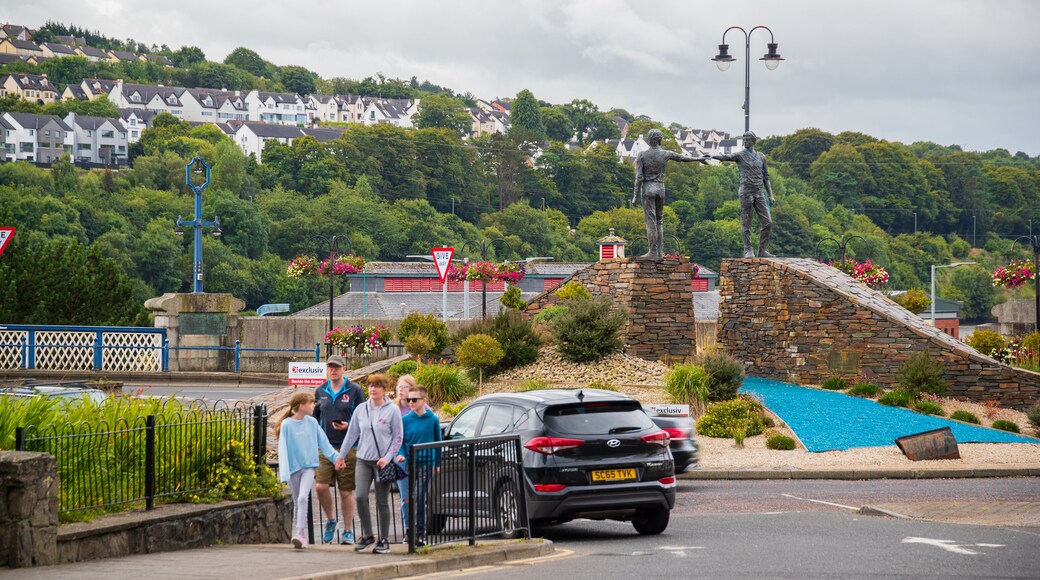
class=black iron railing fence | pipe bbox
[15,402,267,514]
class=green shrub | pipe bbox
[913,400,945,416]
[499,285,527,310]
[1026,404,1040,430]
[516,379,550,392]
[950,410,981,424]
[1022,332,1040,357]
[414,364,475,404]
[585,381,618,391]
[455,333,504,388]
[760,414,775,428]
[877,388,913,408]
[695,350,745,401]
[991,419,1020,433]
[731,424,747,447]
[762,428,782,439]
[821,377,849,390]
[848,383,883,398]
[665,363,710,408]
[386,359,418,382]
[404,333,436,359]
[967,330,1005,357]
[892,288,931,314]
[398,312,450,355]
[895,348,948,398]
[695,396,766,438]
[454,311,542,374]
[533,305,568,325]
[766,434,797,450]
[550,296,627,363]
[553,281,591,301]
[441,402,467,418]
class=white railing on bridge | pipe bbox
[0,325,166,372]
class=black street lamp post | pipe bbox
[1010,235,1040,333]
[460,238,511,319]
[816,233,865,273]
[711,26,783,133]
[310,234,350,356]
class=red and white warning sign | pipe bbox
[431,247,455,283]
[0,227,15,257]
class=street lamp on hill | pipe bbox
[310,234,350,356]
[1010,235,1040,332]
[460,238,512,319]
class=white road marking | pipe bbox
[658,545,706,557]
[781,493,858,510]
[975,543,1007,548]
[901,537,1004,555]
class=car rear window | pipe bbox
[543,401,655,435]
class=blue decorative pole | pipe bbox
[175,154,221,293]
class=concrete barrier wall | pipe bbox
[718,258,1040,409]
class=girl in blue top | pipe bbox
[277,391,339,549]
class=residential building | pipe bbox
[467,107,496,138]
[0,115,15,161]
[55,35,87,47]
[1,112,74,163]
[109,80,187,118]
[65,112,128,166]
[306,94,339,125]
[40,42,78,59]
[118,108,157,143]
[107,50,141,63]
[182,88,250,123]
[336,95,366,123]
[142,54,173,67]
[79,78,117,100]
[73,46,111,63]
[61,84,89,101]
[245,91,306,126]
[2,24,33,42]
[233,122,308,159]
[360,98,419,128]
[0,38,43,59]
[0,73,58,105]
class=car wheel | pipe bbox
[632,507,669,535]
[427,513,447,535]
[496,483,523,539]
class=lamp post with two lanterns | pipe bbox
[175,154,221,293]
[711,26,783,133]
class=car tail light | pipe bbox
[641,430,671,447]
[534,483,567,492]
[524,437,584,455]
[658,476,675,485]
[662,427,691,440]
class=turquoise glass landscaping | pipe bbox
[739,377,1037,452]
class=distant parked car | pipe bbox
[0,381,106,404]
[643,404,698,473]
[433,388,677,537]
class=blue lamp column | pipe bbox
[175,154,221,293]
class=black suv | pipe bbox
[439,389,676,535]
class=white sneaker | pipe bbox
[292,534,307,549]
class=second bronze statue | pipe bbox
[632,129,707,258]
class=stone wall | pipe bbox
[525,257,695,361]
[57,497,291,564]
[0,452,58,568]
[718,258,1040,409]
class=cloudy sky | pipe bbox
[7,0,1039,155]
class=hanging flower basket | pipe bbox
[828,259,889,288]
[287,254,366,278]
[992,259,1035,289]
[325,324,392,356]
[446,261,526,284]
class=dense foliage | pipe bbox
[695,395,767,438]
[550,297,627,363]
[1,26,1038,324]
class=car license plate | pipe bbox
[591,468,636,482]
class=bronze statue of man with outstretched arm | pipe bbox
[632,129,707,258]
[711,130,775,258]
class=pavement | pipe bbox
[6,466,1038,578]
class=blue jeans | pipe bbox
[396,459,410,531]
[410,464,434,536]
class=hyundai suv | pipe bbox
[436,388,676,535]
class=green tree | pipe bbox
[509,89,545,141]
[541,106,573,142]
[770,128,835,179]
[172,45,206,68]
[455,333,504,390]
[413,93,471,135]
[223,47,276,79]
[280,65,318,95]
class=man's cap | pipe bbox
[326,355,346,367]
